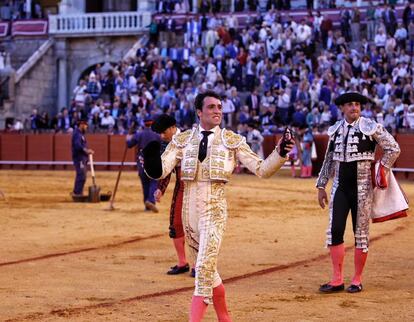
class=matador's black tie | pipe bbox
[198,131,213,162]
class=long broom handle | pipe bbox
[109,144,128,209]
[89,154,96,186]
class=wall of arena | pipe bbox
[0,133,413,179]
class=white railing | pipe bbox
[49,11,151,35]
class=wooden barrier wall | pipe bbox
[0,133,413,177]
[0,133,136,171]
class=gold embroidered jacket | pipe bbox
[158,126,287,182]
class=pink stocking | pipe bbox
[291,165,296,177]
[213,284,232,322]
[173,236,187,266]
[329,244,345,286]
[300,165,307,177]
[352,248,368,285]
[190,296,208,322]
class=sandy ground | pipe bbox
[0,169,413,322]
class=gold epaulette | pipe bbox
[221,128,245,149]
[172,128,194,148]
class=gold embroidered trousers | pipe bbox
[182,177,227,304]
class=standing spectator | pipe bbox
[394,23,408,50]
[409,21,414,54]
[246,121,264,158]
[340,7,352,42]
[86,72,101,101]
[221,94,235,128]
[30,108,41,133]
[300,128,314,178]
[366,3,376,41]
[57,108,72,133]
[73,79,87,108]
[350,7,361,44]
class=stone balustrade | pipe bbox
[49,11,151,36]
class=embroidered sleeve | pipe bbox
[373,124,400,169]
[236,142,287,178]
[316,139,335,189]
[157,173,172,194]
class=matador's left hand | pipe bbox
[276,137,295,157]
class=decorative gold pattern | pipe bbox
[172,128,194,147]
[222,128,244,148]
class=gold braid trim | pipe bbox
[172,128,195,148]
[221,128,245,149]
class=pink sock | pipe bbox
[329,244,345,286]
[300,166,307,177]
[190,296,208,322]
[291,165,296,177]
[173,236,187,267]
[307,166,313,177]
[213,284,232,322]
[352,248,368,285]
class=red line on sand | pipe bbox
[0,233,164,267]
[6,225,406,321]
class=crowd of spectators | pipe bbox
[9,1,414,138]
[0,0,42,20]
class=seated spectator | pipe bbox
[100,110,115,131]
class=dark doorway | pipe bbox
[86,0,103,13]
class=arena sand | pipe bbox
[0,170,413,321]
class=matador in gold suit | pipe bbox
[143,91,293,322]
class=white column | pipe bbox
[56,41,68,111]
[25,0,32,18]
[138,0,149,10]
[192,0,197,13]
[59,0,85,14]
[57,58,68,110]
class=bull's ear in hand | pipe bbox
[143,141,162,179]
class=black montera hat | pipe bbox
[334,92,368,106]
[151,114,176,134]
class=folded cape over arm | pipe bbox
[143,140,163,179]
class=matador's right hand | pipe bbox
[318,188,328,209]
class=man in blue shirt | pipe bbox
[71,120,94,196]
[126,117,161,212]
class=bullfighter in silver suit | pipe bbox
[316,92,400,294]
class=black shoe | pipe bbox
[319,283,345,293]
[190,268,195,278]
[167,264,190,275]
[347,284,363,293]
[144,201,159,213]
